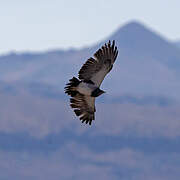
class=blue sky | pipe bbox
[0,0,180,53]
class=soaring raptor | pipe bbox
[65,40,118,125]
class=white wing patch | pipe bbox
[90,66,108,86]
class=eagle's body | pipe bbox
[77,82,97,96]
[65,40,118,125]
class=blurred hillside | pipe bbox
[1,21,180,180]
[175,41,180,48]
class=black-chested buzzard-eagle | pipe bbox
[65,40,118,125]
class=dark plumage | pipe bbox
[64,77,80,97]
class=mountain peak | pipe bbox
[108,20,175,53]
[104,20,180,70]
[110,20,154,41]
[121,20,146,29]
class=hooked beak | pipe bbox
[99,90,106,95]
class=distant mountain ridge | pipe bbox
[0,21,180,101]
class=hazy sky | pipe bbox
[0,0,180,53]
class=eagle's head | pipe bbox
[91,88,105,97]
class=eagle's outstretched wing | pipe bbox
[70,93,96,125]
[78,40,118,87]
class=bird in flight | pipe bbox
[65,40,118,125]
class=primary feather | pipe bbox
[70,93,95,125]
[65,40,118,125]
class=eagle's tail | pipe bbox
[64,77,80,97]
